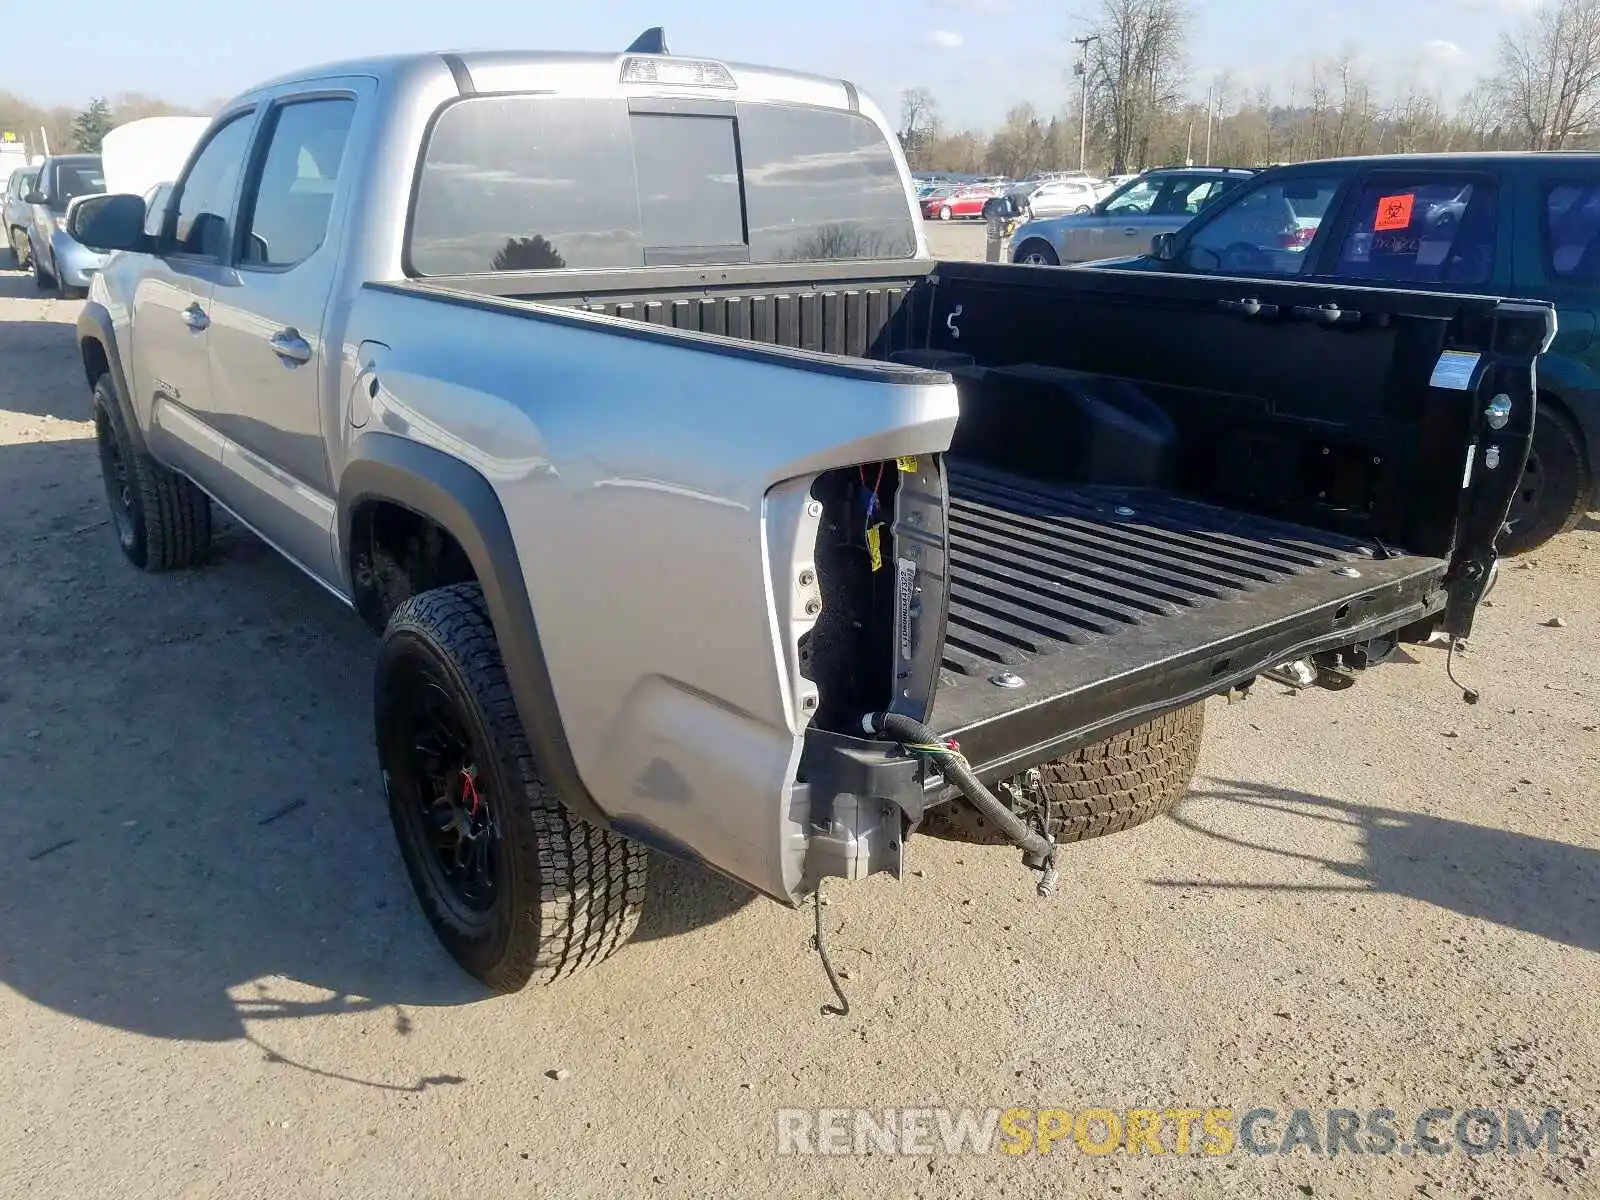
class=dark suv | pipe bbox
[1093,153,1600,554]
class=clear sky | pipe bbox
[12,0,1539,128]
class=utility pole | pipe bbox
[1204,83,1214,165]
[1071,34,1099,172]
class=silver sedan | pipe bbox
[1010,167,1255,266]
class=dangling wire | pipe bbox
[812,887,850,1017]
[1446,637,1481,705]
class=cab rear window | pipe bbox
[407,95,917,275]
[1331,179,1497,285]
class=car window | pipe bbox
[238,98,355,269]
[170,114,255,259]
[408,95,916,274]
[1154,177,1225,217]
[1181,176,1344,275]
[1104,178,1163,216]
[1543,180,1600,279]
[48,161,105,212]
[1331,178,1497,285]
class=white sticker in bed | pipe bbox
[1430,349,1481,391]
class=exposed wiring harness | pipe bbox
[863,710,1059,898]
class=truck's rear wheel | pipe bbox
[376,583,647,992]
[92,376,212,571]
[921,702,1205,845]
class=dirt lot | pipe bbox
[1,247,1597,1199]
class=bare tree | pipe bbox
[1082,0,1191,174]
[1492,0,1600,149]
[898,87,940,166]
[986,104,1053,176]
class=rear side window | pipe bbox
[238,97,356,269]
[1332,178,1498,285]
[1182,177,1344,275]
[407,95,916,275]
[1543,181,1600,278]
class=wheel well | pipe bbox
[81,337,111,393]
[349,500,478,633]
[1538,389,1584,451]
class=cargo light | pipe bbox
[620,56,736,89]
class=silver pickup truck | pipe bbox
[71,33,1549,996]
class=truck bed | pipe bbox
[390,259,1532,779]
[931,460,1449,773]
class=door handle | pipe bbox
[269,328,313,365]
[1123,227,1140,235]
[182,303,209,332]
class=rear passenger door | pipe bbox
[203,84,364,583]
[1528,174,1600,358]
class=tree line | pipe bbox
[900,0,1600,178]
[0,92,208,156]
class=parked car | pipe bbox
[1024,177,1105,218]
[1089,153,1600,555]
[922,185,996,221]
[23,154,108,297]
[72,40,1540,994]
[1010,167,1256,265]
[4,165,39,267]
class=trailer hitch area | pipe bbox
[1263,655,1355,691]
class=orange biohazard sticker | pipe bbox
[1374,193,1415,232]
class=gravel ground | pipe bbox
[0,250,1596,1200]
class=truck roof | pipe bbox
[1276,151,1600,170]
[237,48,864,114]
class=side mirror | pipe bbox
[1151,232,1177,262]
[69,193,151,254]
[24,190,45,206]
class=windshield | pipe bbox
[48,159,105,211]
[409,96,918,274]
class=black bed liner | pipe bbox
[930,461,1450,775]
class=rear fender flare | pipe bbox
[337,433,610,830]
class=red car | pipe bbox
[921,187,997,221]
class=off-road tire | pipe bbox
[92,375,212,571]
[1499,404,1591,557]
[922,702,1205,845]
[32,246,52,290]
[7,227,28,270]
[376,583,648,992]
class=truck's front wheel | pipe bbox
[922,703,1205,845]
[376,583,647,992]
[92,375,212,571]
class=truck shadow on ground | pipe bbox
[0,436,752,1050]
[1156,778,1599,953]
